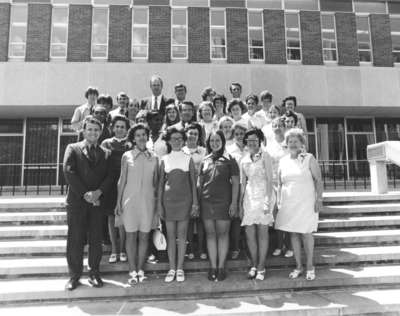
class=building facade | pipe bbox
[0,0,399,188]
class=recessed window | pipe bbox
[390,16,400,63]
[356,15,372,62]
[247,0,282,9]
[354,0,387,14]
[8,4,28,59]
[248,10,264,60]
[171,8,187,59]
[321,14,337,62]
[320,0,353,12]
[91,6,109,59]
[284,0,318,10]
[171,0,208,5]
[50,6,68,59]
[132,7,148,59]
[210,9,226,60]
[285,12,301,61]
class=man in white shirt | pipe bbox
[140,75,168,115]
[174,83,187,109]
[254,90,273,129]
[109,92,129,120]
[71,87,99,132]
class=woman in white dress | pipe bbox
[218,116,235,147]
[275,128,323,281]
[239,129,274,281]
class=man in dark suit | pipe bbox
[78,104,111,145]
[140,75,168,116]
[63,116,113,291]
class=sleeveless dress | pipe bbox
[241,152,274,226]
[275,153,318,234]
[162,151,193,221]
[121,149,159,233]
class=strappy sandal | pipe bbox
[306,268,316,281]
[176,269,185,282]
[247,267,257,279]
[165,269,176,283]
[255,269,266,281]
[128,271,138,285]
[289,268,303,279]
[137,270,147,283]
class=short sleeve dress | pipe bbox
[121,149,159,233]
[161,151,193,221]
[275,153,318,234]
[199,153,239,220]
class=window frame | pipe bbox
[8,3,28,60]
[285,11,302,63]
[355,13,373,64]
[131,6,149,60]
[247,9,265,62]
[91,5,109,60]
[50,4,69,60]
[320,12,338,63]
[283,0,319,11]
[210,8,227,61]
[390,14,400,65]
[171,7,188,60]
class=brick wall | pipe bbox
[148,5,171,63]
[67,5,92,62]
[300,11,323,65]
[370,14,393,67]
[226,8,248,64]
[264,9,286,64]
[25,3,52,62]
[188,7,210,63]
[0,3,10,62]
[335,12,359,66]
[108,5,132,62]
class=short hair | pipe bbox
[269,104,281,115]
[174,83,187,93]
[83,115,102,130]
[232,121,248,133]
[284,110,298,126]
[245,94,259,105]
[206,130,226,156]
[285,128,306,145]
[117,91,128,100]
[227,99,246,114]
[98,94,113,107]
[150,74,163,87]
[198,101,215,120]
[93,104,107,113]
[213,94,227,113]
[181,101,196,122]
[111,115,130,130]
[163,126,187,153]
[84,86,99,99]
[229,82,242,93]
[128,123,150,143]
[201,87,216,101]
[218,115,235,130]
[282,96,297,108]
[146,110,163,122]
[260,90,272,101]
[185,122,205,147]
[243,128,264,146]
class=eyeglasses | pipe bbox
[170,137,183,142]
[94,111,106,115]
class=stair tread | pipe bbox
[314,229,400,238]
[0,225,67,232]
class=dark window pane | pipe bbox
[23,166,57,186]
[306,118,315,132]
[0,119,23,133]
[316,118,346,161]
[250,47,264,59]
[62,119,75,133]
[0,165,21,186]
[389,1,400,14]
[375,118,400,142]
[0,136,23,163]
[59,135,77,162]
[320,0,353,12]
[346,118,373,132]
[307,134,316,157]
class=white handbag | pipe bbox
[153,229,167,251]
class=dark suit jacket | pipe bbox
[63,141,114,211]
[140,95,168,115]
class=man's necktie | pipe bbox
[88,145,97,163]
[154,97,158,111]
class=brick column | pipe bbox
[300,11,323,65]
[25,3,52,62]
[188,7,210,63]
[370,14,393,67]
[226,8,249,64]
[0,3,10,62]
[335,12,359,66]
[67,5,92,62]
[148,5,170,63]
[108,5,132,62]
[263,9,286,64]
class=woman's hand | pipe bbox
[315,198,323,213]
[190,204,200,218]
[115,202,123,216]
[229,203,238,218]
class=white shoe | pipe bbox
[165,270,176,283]
[128,271,138,285]
[119,252,127,262]
[176,269,185,282]
[137,270,147,283]
[272,249,282,256]
[285,250,294,258]
[255,270,265,281]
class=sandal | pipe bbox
[128,271,138,285]
[255,269,266,281]
[247,267,257,279]
[188,253,195,260]
[109,253,117,264]
[200,253,207,260]
[289,268,303,279]
[165,269,176,283]
[306,268,316,281]
[176,269,185,282]
[137,270,147,283]
[119,252,127,262]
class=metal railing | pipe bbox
[0,160,399,196]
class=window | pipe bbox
[171,8,187,59]
[210,9,226,60]
[390,16,400,63]
[356,15,372,62]
[248,10,264,60]
[172,0,208,5]
[284,0,318,10]
[306,118,317,158]
[320,0,353,12]
[59,119,76,186]
[375,118,400,142]
[8,4,28,58]
[91,6,109,59]
[50,5,68,58]
[321,14,337,61]
[285,12,301,61]
[389,1,400,14]
[132,7,148,59]
[354,0,387,14]
[247,0,282,9]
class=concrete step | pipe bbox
[2,288,400,316]
[0,264,399,304]
[318,215,400,229]
[0,196,65,212]
[323,191,400,203]
[2,245,400,276]
[0,212,66,224]
[314,229,400,245]
[321,203,400,215]
[0,225,67,238]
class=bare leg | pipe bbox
[165,221,177,271]
[245,225,258,267]
[290,233,302,270]
[186,219,195,255]
[302,233,314,270]
[108,215,118,254]
[176,220,189,270]
[203,219,217,269]
[197,219,206,254]
[256,225,269,271]
[216,220,231,269]
[125,232,138,272]
[137,232,149,271]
